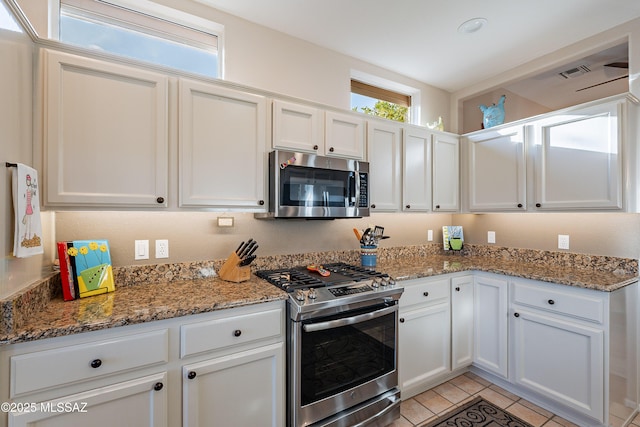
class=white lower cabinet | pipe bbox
[473,274,508,378]
[0,301,285,427]
[182,343,283,427]
[9,373,168,427]
[451,276,474,370]
[468,274,637,427]
[398,276,460,398]
[511,309,604,420]
[510,278,606,423]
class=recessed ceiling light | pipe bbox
[458,17,488,34]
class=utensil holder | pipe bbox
[360,245,377,267]
[219,252,251,283]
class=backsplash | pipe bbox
[2,244,637,337]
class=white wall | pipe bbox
[0,25,55,299]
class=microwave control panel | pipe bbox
[359,173,369,207]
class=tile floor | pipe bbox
[388,372,640,427]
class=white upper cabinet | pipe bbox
[272,101,365,159]
[466,125,526,211]
[179,78,267,210]
[367,120,402,211]
[402,126,432,211]
[432,133,460,212]
[272,100,323,154]
[324,111,365,159]
[531,99,623,210]
[43,50,169,207]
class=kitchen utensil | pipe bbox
[307,264,330,277]
[236,240,248,256]
[238,238,254,259]
[235,241,245,255]
[353,228,362,241]
[373,225,384,238]
[239,255,256,266]
[245,243,259,259]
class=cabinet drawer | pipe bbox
[181,308,283,358]
[511,280,605,324]
[11,329,169,397]
[400,278,449,309]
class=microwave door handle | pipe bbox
[302,305,396,333]
[351,174,358,204]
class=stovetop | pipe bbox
[256,263,403,318]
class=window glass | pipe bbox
[0,1,22,32]
[351,80,410,123]
[59,0,219,78]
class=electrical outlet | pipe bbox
[487,231,496,244]
[558,234,570,250]
[155,239,169,259]
[427,229,433,241]
[134,240,149,260]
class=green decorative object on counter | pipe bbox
[449,238,463,250]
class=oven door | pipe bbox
[290,302,398,427]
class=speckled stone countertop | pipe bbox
[1,275,288,345]
[1,244,637,345]
[376,255,638,291]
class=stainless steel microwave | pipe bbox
[260,150,370,219]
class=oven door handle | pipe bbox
[302,305,396,333]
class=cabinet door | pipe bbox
[44,50,169,207]
[272,100,323,153]
[532,100,622,210]
[432,133,459,211]
[399,303,451,397]
[367,121,401,211]
[467,125,526,211]
[179,78,267,210]
[183,343,284,427]
[511,309,604,421]
[324,111,364,159]
[473,275,508,378]
[9,373,167,427]
[402,126,432,211]
[451,276,474,370]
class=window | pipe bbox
[0,1,22,32]
[351,79,411,123]
[59,0,221,78]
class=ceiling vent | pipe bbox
[559,65,591,79]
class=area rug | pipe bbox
[422,396,534,427]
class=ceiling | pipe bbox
[197,0,640,99]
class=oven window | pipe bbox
[300,305,396,406]
[281,166,356,207]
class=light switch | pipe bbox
[135,240,149,260]
[558,234,570,250]
[487,231,496,244]
[427,229,433,241]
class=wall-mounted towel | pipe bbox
[12,163,43,257]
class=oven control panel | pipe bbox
[329,283,373,297]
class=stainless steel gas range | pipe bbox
[257,263,404,427]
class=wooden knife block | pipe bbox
[219,252,251,283]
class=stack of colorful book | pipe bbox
[56,240,116,300]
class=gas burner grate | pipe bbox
[256,262,388,292]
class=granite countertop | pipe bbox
[377,254,639,291]
[2,245,638,345]
[0,276,288,345]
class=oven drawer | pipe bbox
[181,307,283,358]
[11,329,169,397]
[400,278,449,309]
